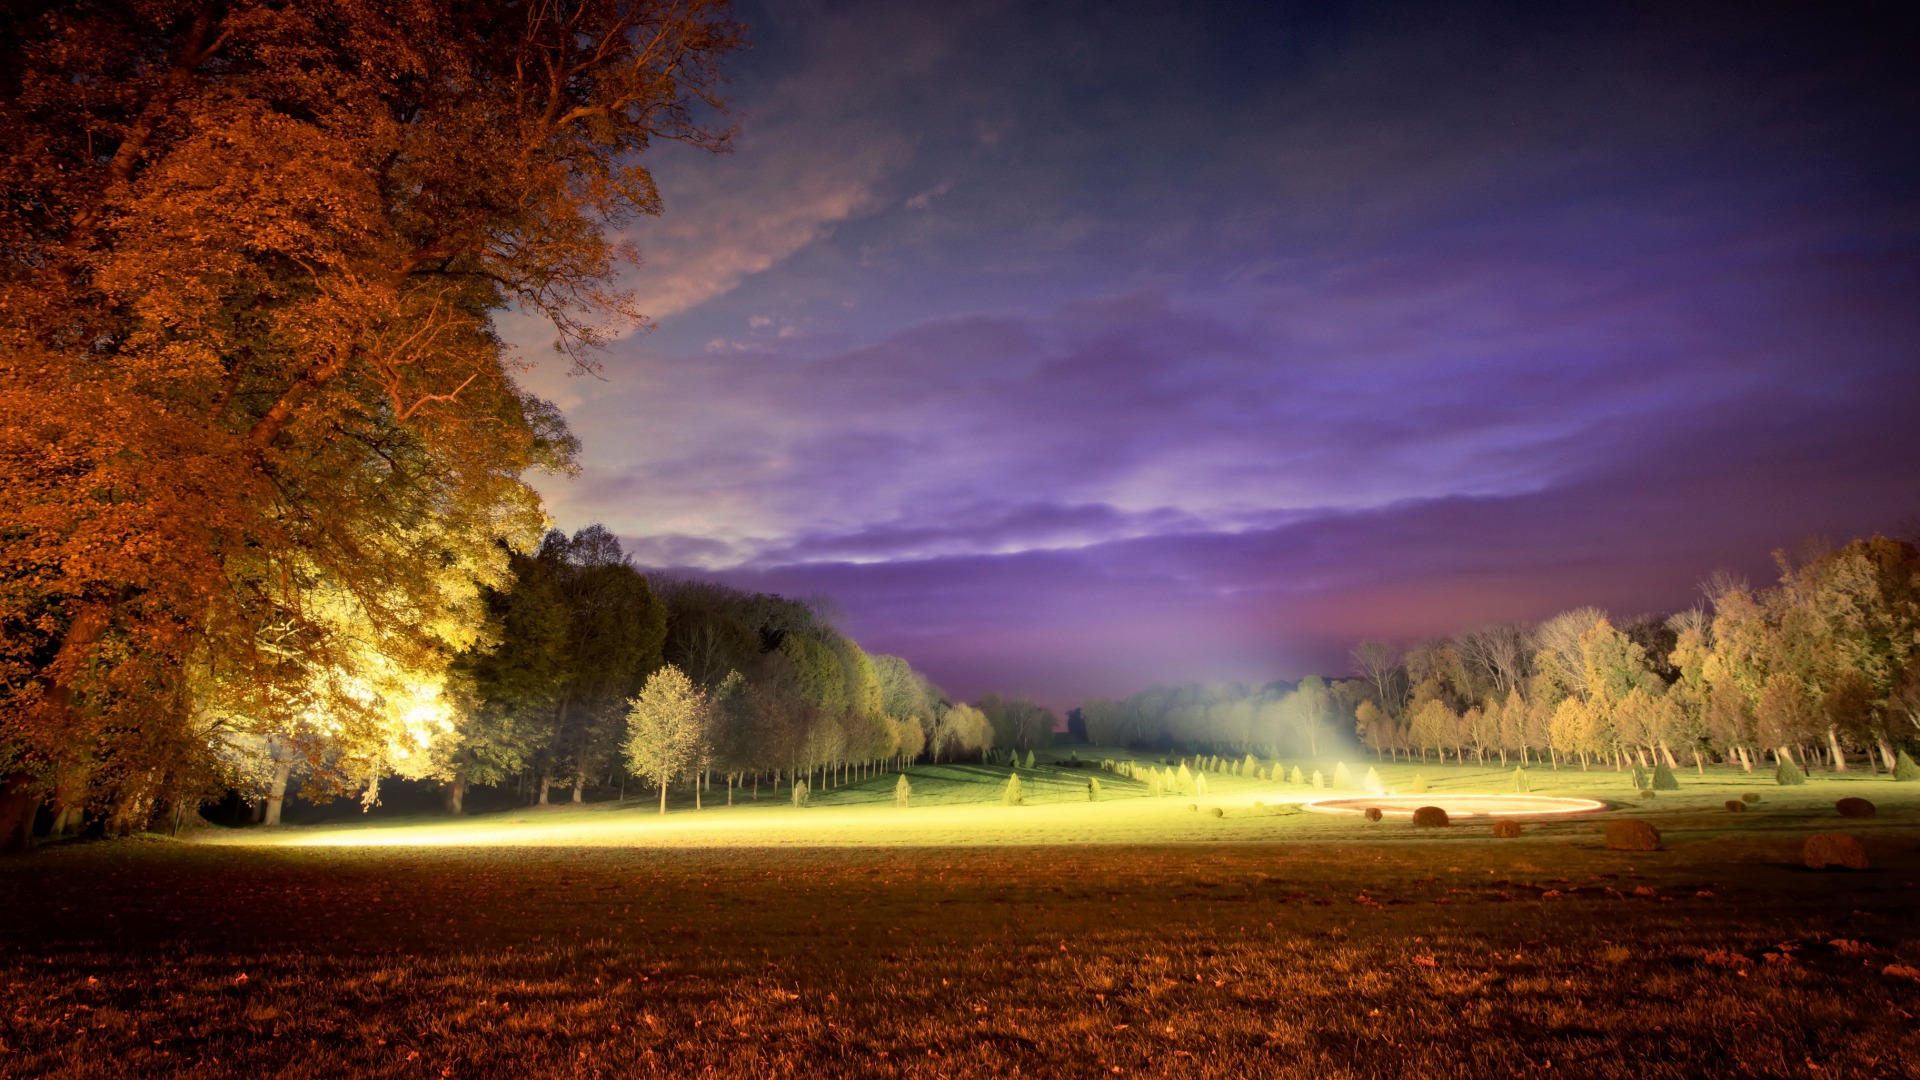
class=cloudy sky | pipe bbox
[506,0,1920,711]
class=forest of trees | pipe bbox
[1081,535,1920,777]
[0,0,747,847]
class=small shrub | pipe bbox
[1639,789,1657,799]
[1311,769,1325,789]
[1630,765,1647,791]
[894,774,911,808]
[1492,819,1522,838]
[1604,820,1661,851]
[1210,807,1224,818]
[1651,762,1679,790]
[1196,773,1210,795]
[1363,766,1384,794]
[1243,754,1260,776]
[1088,777,1102,801]
[1803,833,1869,871]
[1147,775,1163,798]
[1411,774,1428,795]
[1177,763,1194,795]
[1290,766,1305,785]
[1724,799,1746,812]
[1411,806,1449,828]
[1742,792,1761,804]
[1363,807,1383,822]
[1836,797,1876,819]
[1775,755,1807,786]
[1002,773,1024,805]
[791,780,810,807]
[1024,749,1036,770]
[1513,767,1529,794]
[1333,762,1353,789]
[1894,749,1920,781]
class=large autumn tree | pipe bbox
[0,0,740,846]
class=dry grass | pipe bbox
[5,821,1920,1079]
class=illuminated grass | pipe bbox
[8,757,1915,1076]
[213,753,1920,850]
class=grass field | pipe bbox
[4,753,1919,1078]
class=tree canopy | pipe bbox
[0,0,740,841]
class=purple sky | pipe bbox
[505,0,1920,712]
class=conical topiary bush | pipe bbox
[1775,753,1807,786]
[1513,767,1529,794]
[1895,749,1920,782]
[895,773,911,807]
[1651,761,1679,790]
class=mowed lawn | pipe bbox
[4,762,1920,1078]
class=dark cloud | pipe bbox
[516,0,1920,709]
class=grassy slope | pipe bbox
[3,754,1918,1078]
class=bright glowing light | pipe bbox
[196,792,1323,850]
[1302,795,1607,818]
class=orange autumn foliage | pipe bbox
[0,0,740,837]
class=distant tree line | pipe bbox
[446,526,996,814]
[1081,533,1920,775]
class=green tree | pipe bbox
[623,665,708,815]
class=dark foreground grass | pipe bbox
[4,831,1919,1078]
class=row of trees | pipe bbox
[1075,533,1920,775]
[1344,535,1919,772]
[239,519,983,818]
[0,0,744,848]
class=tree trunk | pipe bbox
[572,774,585,803]
[263,760,292,826]
[536,764,551,806]
[445,770,467,815]
[1878,737,1898,773]
[695,773,702,811]
[0,772,36,854]
[1826,727,1847,772]
[47,768,87,839]
[658,780,667,815]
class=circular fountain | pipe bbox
[1302,794,1607,818]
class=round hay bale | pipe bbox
[1604,819,1661,852]
[1836,797,1877,819]
[1492,819,1522,838]
[1741,793,1761,804]
[1803,833,1869,871]
[1210,806,1224,818]
[1639,789,1657,799]
[1724,799,1746,813]
[1362,806,1383,822]
[1410,805,1450,828]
